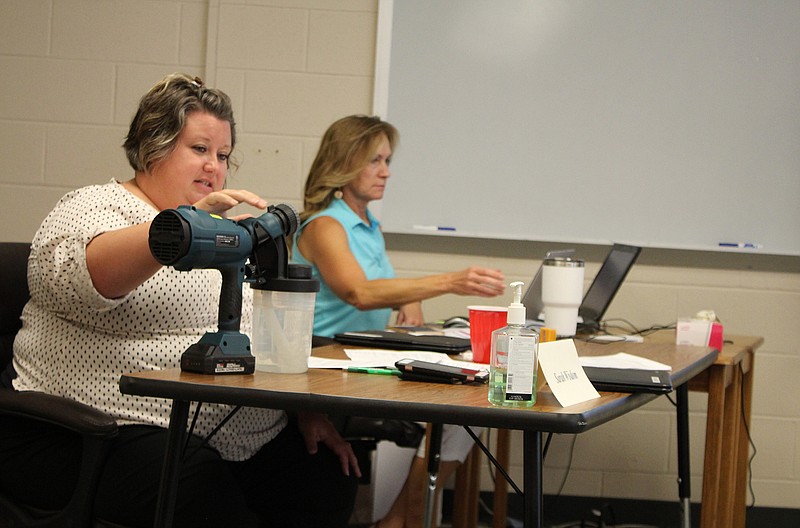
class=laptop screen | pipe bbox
[578,243,642,328]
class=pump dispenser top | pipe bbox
[507,281,526,325]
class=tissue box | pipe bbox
[676,319,724,351]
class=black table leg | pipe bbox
[154,399,190,528]
[423,423,443,528]
[676,384,691,528]
[523,430,543,528]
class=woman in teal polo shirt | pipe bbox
[292,115,505,527]
[292,114,505,337]
[292,194,394,337]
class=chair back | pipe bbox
[0,242,31,371]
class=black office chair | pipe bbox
[311,335,424,486]
[0,242,120,528]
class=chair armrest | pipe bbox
[340,416,424,448]
[0,389,118,438]
[0,388,118,527]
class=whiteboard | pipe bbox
[373,0,800,256]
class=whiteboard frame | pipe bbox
[372,0,800,256]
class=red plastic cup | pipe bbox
[467,305,508,364]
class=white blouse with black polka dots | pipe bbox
[12,180,286,461]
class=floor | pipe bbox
[430,492,800,528]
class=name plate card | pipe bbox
[538,340,600,407]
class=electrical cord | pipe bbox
[543,431,553,458]
[632,322,677,336]
[543,433,578,517]
[738,362,758,510]
[576,320,677,343]
[603,318,641,334]
[552,434,577,499]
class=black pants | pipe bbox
[0,416,358,527]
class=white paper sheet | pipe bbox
[307,348,488,371]
[578,352,671,371]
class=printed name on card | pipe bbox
[538,340,600,407]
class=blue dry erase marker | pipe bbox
[719,242,762,249]
[413,225,456,232]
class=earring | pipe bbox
[334,189,343,199]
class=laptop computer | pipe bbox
[583,366,673,394]
[333,330,471,353]
[523,243,642,331]
[577,243,642,330]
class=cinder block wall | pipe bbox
[1,0,798,510]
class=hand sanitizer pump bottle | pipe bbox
[488,281,539,407]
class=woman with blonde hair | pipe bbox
[294,114,505,336]
[293,114,504,527]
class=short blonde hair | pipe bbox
[302,115,398,222]
[123,73,237,173]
